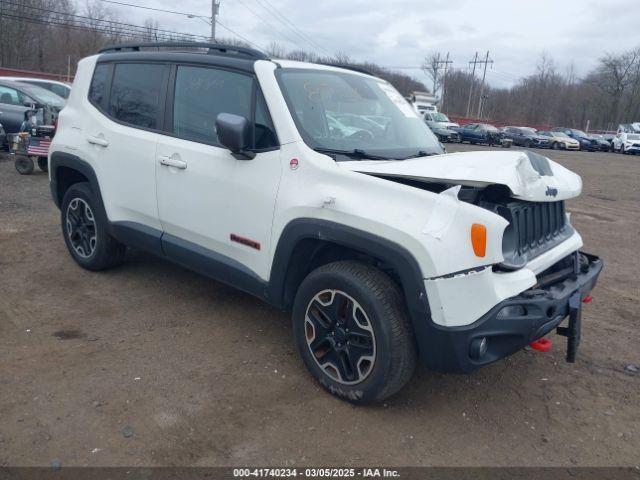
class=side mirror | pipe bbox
[215,113,255,160]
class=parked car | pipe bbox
[0,122,6,150]
[49,42,602,404]
[589,134,611,152]
[612,123,640,154]
[426,122,460,143]
[0,76,71,99]
[551,128,601,151]
[457,123,505,146]
[537,131,580,150]
[502,126,551,148]
[0,79,65,134]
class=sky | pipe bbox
[83,0,640,89]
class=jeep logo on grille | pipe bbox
[545,186,559,197]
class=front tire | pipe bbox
[61,182,126,271]
[292,261,417,404]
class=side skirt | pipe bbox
[110,221,270,304]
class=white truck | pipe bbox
[409,91,438,116]
[48,42,602,403]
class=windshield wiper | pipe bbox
[314,147,390,161]
[399,150,437,160]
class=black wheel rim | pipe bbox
[304,290,376,385]
[66,198,97,258]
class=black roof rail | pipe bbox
[98,42,269,60]
[324,63,375,76]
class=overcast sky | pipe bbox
[87,0,640,89]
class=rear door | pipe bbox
[155,64,281,280]
[84,61,169,232]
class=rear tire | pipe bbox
[15,156,34,175]
[37,157,48,172]
[292,261,417,404]
[61,182,126,271]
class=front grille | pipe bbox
[484,200,573,270]
[511,201,566,255]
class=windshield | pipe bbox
[481,124,499,132]
[432,113,449,122]
[572,129,588,137]
[276,69,443,160]
[19,83,66,108]
[521,127,537,135]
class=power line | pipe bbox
[235,0,300,47]
[0,12,183,41]
[98,0,204,19]
[252,0,331,56]
[1,0,208,40]
[96,0,264,51]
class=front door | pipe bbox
[155,65,282,281]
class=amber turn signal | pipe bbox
[471,223,487,257]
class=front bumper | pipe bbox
[419,252,602,373]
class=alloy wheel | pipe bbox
[304,289,376,385]
[66,198,97,258]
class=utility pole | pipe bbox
[211,0,220,42]
[476,50,493,119]
[439,52,453,112]
[465,52,479,118]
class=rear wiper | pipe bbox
[314,147,390,161]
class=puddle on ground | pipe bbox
[52,329,86,340]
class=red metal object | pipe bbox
[529,338,552,352]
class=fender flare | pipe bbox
[49,152,104,211]
[267,218,432,340]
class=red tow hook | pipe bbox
[529,338,552,352]
[582,294,593,304]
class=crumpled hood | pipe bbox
[338,150,582,202]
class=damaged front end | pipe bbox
[422,251,602,373]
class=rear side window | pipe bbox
[172,66,252,145]
[89,63,110,110]
[109,63,166,130]
[0,85,21,105]
[50,83,70,99]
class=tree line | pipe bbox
[435,50,640,131]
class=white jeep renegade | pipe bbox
[49,43,602,403]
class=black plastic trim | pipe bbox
[266,218,431,338]
[110,221,163,257]
[161,233,267,299]
[49,152,103,210]
[421,252,603,373]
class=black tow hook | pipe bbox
[556,292,582,363]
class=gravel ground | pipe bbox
[0,145,638,467]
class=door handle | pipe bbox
[87,135,109,147]
[159,155,187,170]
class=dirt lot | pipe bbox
[0,145,638,468]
